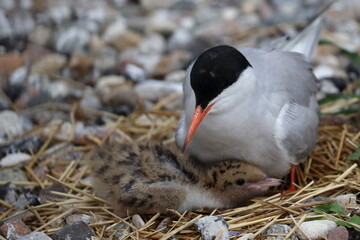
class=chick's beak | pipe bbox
[245,178,284,190]
[182,102,215,152]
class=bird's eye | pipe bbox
[236,179,245,185]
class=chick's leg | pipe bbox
[111,181,186,216]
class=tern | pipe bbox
[176,17,322,180]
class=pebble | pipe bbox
[124,64,146,82]
[194,216,230,240]
[153,51,190,77]
[102,19,127,44]
[0,136,42,157]
[156,218,172,232]
[237,233,254,240]
[131,214,145,229]
[0,110,24,139]
[9,66,28,85]
[29,25,51,47]
[18,232,53,240]
[109,29,143,52]
[95,75,136,108]
[31,54,67,74]
[261,224,298,240]
[0,219,31,240]
[327,226,349,240]
[168,28,193,50]
[79,89,101,109]
[0,167,27,182]
[93,47,118,74]
[138,34,166,55]
[39,183,67,203]
[66,214,96,225]
[165,70,186,82]
[134,80,182,103]
[48,5,72,25]
[52,221,95,240]
[296,220,337,240]
[0,182,40,209]
[0,53,24,75]
[146,10,177,35]
[55,26,91,55]
[112,223,130,238]
[334,194,358,209]
[69,53,94,80]
[0,152,31,167]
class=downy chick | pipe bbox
[88,142,282,216]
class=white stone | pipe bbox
[296,220,337,240]
[0,110,24,138]
[320,80,339,94]
[0,152,31,167]
[9,66,28,85]
[102,19,127,43]
[124,64,146,82]
[49,5,72,25]
[237,233,254,240]
[313,65,336,79]
[165,70,186,82]
[168,28,193,49]
[139,34,166,54]
[134,80,182,102]
[146,10,176,34]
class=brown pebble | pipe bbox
[327,226,349,240]
[69,53,94,79]
[0,53,24,75]
[0,219,31,239]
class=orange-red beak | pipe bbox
[182,102,215,152]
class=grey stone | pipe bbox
[19,232,53,240]
[194,216,229,240]
[52,221,95,240]
[261,224,298,240]
[55,27,90,55]
[0,136,42,158]
[0,167,28,182]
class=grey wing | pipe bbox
[274,98,319,164]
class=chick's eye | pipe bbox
[236,179,245,185]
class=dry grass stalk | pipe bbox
[0,101,359,239]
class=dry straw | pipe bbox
[0,101,359,239]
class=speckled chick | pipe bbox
[88,142,282,216]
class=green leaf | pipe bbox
[318,93,359,105]
[346,149,360,160]
[313,202,347,215]
[337,215,360,232]
[336,220,353,228]
[320,108,359,116]
[349,215,360,227]
[319,39,360,69]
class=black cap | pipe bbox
[190,45,252,109]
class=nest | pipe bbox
[0,98,359,240]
